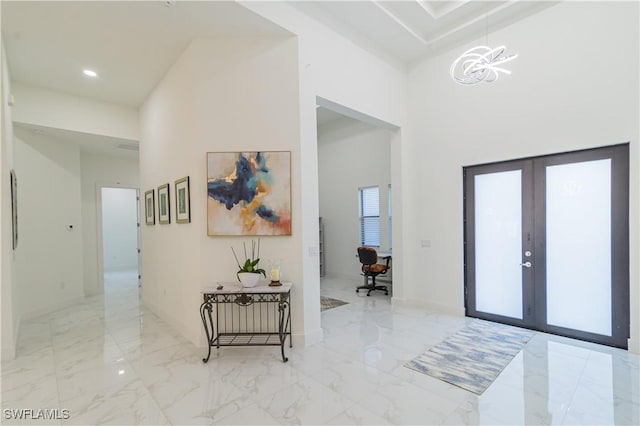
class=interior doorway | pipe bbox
[316,99,397,283]
[464,144,629,348]
[100,187,140,289]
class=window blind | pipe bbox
[359,186,380,246]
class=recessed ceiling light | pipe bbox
[83,69,98,78]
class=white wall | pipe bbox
[13,128,84,318]
[80,152,139,295]
[239,2,406,126]
[101,187,138,273]
[11,82,138,141]
[240,0,409,313]
[404,2,639,351]
[1,39,18,360]
[318,117,391,279]
[139,36,303,345]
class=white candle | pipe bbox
[270,268,280,281]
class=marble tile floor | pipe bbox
[1,272,638,425]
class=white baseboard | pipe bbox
[142,299,200,347]
[20,296,86,322]
[1,342,16,361]
[14,313,20,341]
[144,296,324,351]
[323,271,394,286]
[84,287,101,297]
[293,327,323,347]
[392,299,640,354]
[391,297,465,317]
[2,316,19,361]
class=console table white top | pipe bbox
[202,282,292,295]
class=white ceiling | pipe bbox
[291,1,556,64]
[2,1,557,108]
[2,1,555,157]
[316,107,346,128]
[14,123,140,159]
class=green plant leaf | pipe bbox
[232,239,265,276]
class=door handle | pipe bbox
[521,261,532,268]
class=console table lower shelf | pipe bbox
[200,282,292,363]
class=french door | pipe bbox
[464,144,629,348]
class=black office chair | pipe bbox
[356,247,390,296]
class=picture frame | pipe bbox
[144,189,155,225]
[158,183,171,224]
[10,170,18,249]
[207,151,291,236]
[175,176,191,224]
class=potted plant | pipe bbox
[232,239,266,287]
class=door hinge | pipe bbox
[138,249,141,254]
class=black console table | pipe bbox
[200,282,292,363]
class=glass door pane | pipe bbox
[474,170,523,319]
[545,159,612,336]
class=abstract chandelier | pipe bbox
[450,45,518,85]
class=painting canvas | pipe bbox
[175,176,191,224]
[158,183,170,224]
[207,151,291,236]
[145,189,155,225]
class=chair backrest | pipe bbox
[357,246,378,266]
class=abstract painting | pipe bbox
[207,151,291,236]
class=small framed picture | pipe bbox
[144,189,155,225]
[158,183,170,224]
[175,176,191,224]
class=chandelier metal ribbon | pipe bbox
[450,45,518,85]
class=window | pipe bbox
[359,186,380,246]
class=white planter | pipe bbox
[238,272,261,287]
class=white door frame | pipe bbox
[95,182,141,293]
[314,96,404,299]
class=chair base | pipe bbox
[356,276,389,296]
[356,284,388,296]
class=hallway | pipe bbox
[1,274,638,425]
